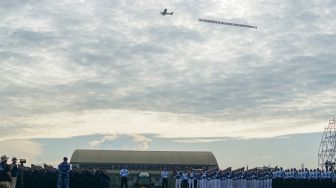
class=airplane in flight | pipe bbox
[161,8,173,16]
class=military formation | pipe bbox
[2,153,336,188]
[0,155,110,188]
[170,167,336,188]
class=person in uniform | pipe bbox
[325,168,333,188]
[251,171,256,188]
[175,169,182,188]
[313,169,318,187]
[330,168,336,188]
[206,173,212,188]
[255,171,261,188]
[302,168,309,188]
[214,170,220,188]
[297,169,303,188]
[161,168,169,188]
[278,167,284,188]
[120,165,129,188]
[57,157,70,188]
[188,169,195,188]
[220,171,225,188]
[201,170,207,188]
[287,168,294,188]
[271,168,278,188]
[227,171,232,188]
[0,155,11,188]
[9,157,18,188]
[181,170,189,188]
[196,171,202,188]
[320,169,327,187]
[316,168,322,188]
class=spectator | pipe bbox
[9,157,18,188]
[0,155,11,188]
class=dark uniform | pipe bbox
[57,157,70,188]
[0,156,11,188]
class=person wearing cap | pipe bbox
[9,157,18,188]
[161,167,169,188]
[0,155,11,188]
[120,165,129,188]
[57,157,70,188]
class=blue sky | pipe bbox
[0,0,335,169]
[33,132,322,169]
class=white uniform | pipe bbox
[182,172,189,188]
[175,172,181,188]
[201,173,207,188]
[189,172,195,188]
[214,172,220,188]
[227,173,232,188]
[197,174,202,188]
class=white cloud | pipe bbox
[0,0,335,141]
[0,108,327,142]
[174,138,229,143]
[89,134,151,150]
[89,134,119,148]
[0,139,42,165]
[131,134,152,150]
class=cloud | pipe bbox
[131,134,152,150]
[89,134,119,148]
[89,134,152,150]
[0,0,335,141]
[0,139,42,164]
[0,109,327,142]
[174,138,230,143]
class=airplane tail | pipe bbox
[171,12,174,15]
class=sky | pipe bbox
[0,0,335,169]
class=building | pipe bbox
[71,149,218,188]
[70,149,218,171]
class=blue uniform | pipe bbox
[120,169,129,177]
[161,170,169,188]
[120,168,129,188]
[175,171,182,188]
[57,162,70,188]
[189,172,195,188]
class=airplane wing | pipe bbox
[163,8,167,13]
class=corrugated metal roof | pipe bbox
[70,149,217,166]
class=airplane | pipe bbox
[161,8,173,16]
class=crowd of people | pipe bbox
[168,167,336,188]
[2,153,336,188]
[116,165,336,188]
[0,155,18,188]
[0,155,110,188]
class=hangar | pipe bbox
[70,149,218,171]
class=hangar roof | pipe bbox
[70,149,218,166]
